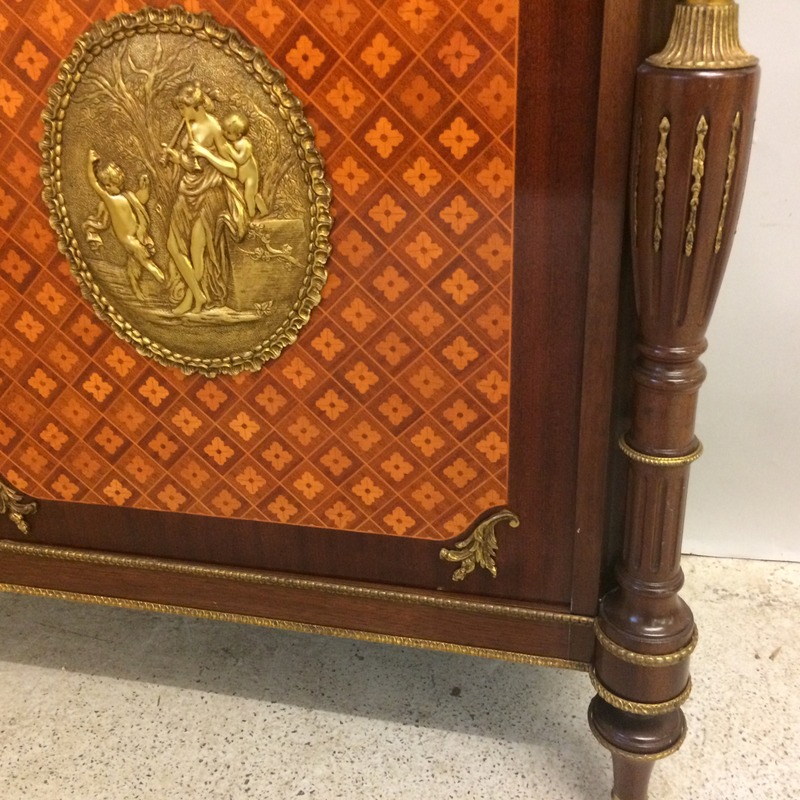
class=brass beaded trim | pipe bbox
[0,582,590,673]
[594,621,699,667]
[619,435,704,467]
[0,540,593,628]
[590,669,692,716]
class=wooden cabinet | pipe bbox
[0,2,758,797]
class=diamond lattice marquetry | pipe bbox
[0,0,518,540]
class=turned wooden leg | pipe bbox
[590,2,760,797]
[611,755,655,800]
[589,697,685,800]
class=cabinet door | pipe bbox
[0,0,641,613]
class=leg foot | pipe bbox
[589,696,686,800]
[611,755,655,800]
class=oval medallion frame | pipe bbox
[40,7,332,376]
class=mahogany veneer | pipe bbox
[0,1,759,797]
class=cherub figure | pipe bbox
[190,110,267,226]
[221,111,267,220]
[84,150,165,300]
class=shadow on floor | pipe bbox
[0,590,607,795]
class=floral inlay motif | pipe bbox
[2,0,518,541]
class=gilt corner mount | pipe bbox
[0,477,37,536]
[439,509,520,582]
[40,7,332,377]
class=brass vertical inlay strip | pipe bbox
[685,116,709,256]
[654,117,671,253]
[715,112,741,253]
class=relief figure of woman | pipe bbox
[161,81,238,315]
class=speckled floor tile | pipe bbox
[0,555,797,800]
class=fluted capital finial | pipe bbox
[648,1,758,70]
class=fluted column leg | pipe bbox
[589,2,760,797]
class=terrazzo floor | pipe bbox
[0,555,797,800]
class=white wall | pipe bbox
[683,0,800,561]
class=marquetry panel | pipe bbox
[0,0,518,539]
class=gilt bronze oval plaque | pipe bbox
[41,8,331,376]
